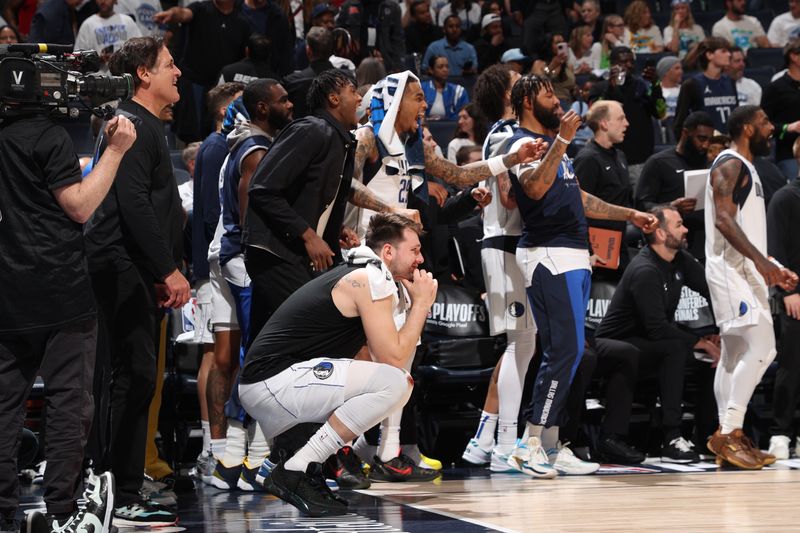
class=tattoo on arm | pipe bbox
[349,179,392,212]
[517,141,566,200]
[580,190,633,221]
[353,128,377,185]
[423,141,520,188]
[711,159,765,263]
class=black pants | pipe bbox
[90,265,160,507]
[595,336,689,441]
[773,312,800,437]
[0,316,97,517]
[245,247,313,349]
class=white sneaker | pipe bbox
[462,438,492,465]
[547,443,599,475]
[506,437,558,479]
[769,435,791,460]
[489,447,517,473]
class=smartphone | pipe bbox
[557,42,569,56]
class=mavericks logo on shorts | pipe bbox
[739,301,748,317]
[508,301,525,318]
[313,361,334,380]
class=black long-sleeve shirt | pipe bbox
[243,110,356,264]
[761,73,800,163]
[85,100,183,281]
[767,179,800,296]
[595,246,709,347]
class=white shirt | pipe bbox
[662,86,681,118]
[178,179,193,214]
[767,11,800,47]
[429,90,446,118]
[115,0,164,37]
[446,137,475,163]
[736,76,762,106]
[74,13,142,72]
[663,24,705,58]
[712,15,766,53]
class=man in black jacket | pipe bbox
[762,39,800,181]
[594,205,720,464]
[282,26,337,119]
[405,0,443,56]
[84,37,189,528]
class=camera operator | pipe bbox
[83,36,188,528]
[0,86,135,530]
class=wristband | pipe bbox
[487,155,509,175]
[556,134,570,145]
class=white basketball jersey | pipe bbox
[355,164,413,238]
[481,120,522,239]
[704,149,770,327]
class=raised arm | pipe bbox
[423,133,546,188]
[515,111,581,200]
[711,157,794,289]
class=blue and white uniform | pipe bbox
[508,129,591,428]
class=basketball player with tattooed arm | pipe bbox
[503,75,658,478]
[704,105,798,469]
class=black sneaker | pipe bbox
[113,500,178,527]
[266,461,348,517]
[370,454,440,482]
[24,512,47,533]
[209,462,242,490]
[661,436,700,464]
[238,462,267,492]
[596,435,645,464]
[330,446,370,490]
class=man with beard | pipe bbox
[594,205,720,464]
[504,75,657,478]
[239,213,436,516]
[209,78,294,490]
[705,105,798,469]
[636,111,715,260]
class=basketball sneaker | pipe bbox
[113,500,177,528]
[661,437,700,464]
[769,435,790,460]
[490,446,518,473]
[420,454,442,470]
[712,429,763,470]
[370,455,440,482]
[266,461,347,517]
[739,432,776,466]
[331,446,370,489]
[507,437,558,479]
[238,460,266,492]
[547,443,599,475]
[462,438,492,465]
[258,457,339,491]
[209,461,242,490]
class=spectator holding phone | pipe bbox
[532,33,576,108]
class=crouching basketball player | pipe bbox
[238,213,436,516]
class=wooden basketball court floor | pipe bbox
[18,458,800,532]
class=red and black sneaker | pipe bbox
[370,454,440,482]
[332,446,371,489]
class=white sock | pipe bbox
[475,411,498,450]
[721,404,746,435]
[496,419,517,454]
[201,420,211,455]
[246,422,270,469]
[210,438,226,459]
[541,426,559,452]
[221,420,246,467]
[377,423,401,462]
[353,434,377,461]
[284,422,345,473]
